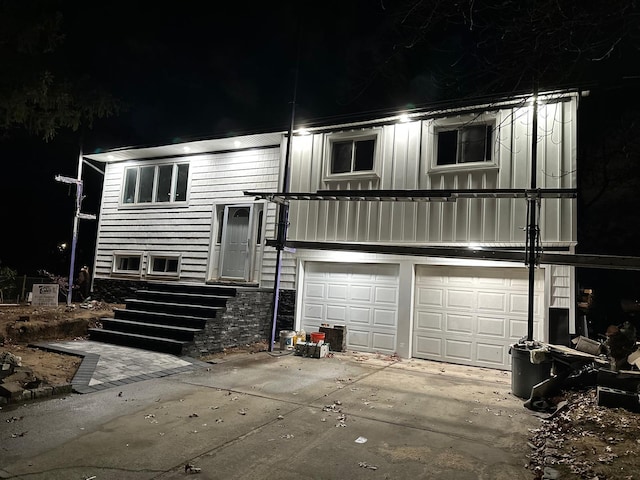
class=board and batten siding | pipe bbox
[94,146,295,288]
[287,98,577,247]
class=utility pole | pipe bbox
[269,68,298,351]
[269,19,302,351]
[525,89,540,342]
[55,147,96,306]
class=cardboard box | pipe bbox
[572,335,602,355]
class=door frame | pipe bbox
[208,201,267,283]
[218,204,254,280]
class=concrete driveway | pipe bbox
[0,351,539,479]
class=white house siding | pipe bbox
[94,147,284,286]
[549,264,573,309]
[287,97,578,247]
[260,248,296,290]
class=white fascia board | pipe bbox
[84,131,285,163]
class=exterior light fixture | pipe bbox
[399,114,410,123]
[183,146,191,153]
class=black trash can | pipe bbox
[510,344,552,399]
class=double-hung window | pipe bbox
[436,123,494,166]
[122,162,189,204]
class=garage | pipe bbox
[301,262,399,353]
[413,265,544,370]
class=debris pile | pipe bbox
[527,389,640,479]
[604,322,638,371]
[521,322,640,417]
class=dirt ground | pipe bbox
[0,303,120,387]
[2,305,640,478]
[527,388,640,479]
[0,303,269,388]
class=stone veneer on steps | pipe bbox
[92,278,295,356]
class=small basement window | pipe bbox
[112,253,142,274]
[436,124,493,166]
[148,255,180,276]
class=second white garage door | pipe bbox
[301,262,399,353]
[413,265,544,370]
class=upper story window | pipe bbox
[324,129,381,180]
[436,124,493,166]
[331,138,375,174]
[122,162,189,204]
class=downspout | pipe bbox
[269,50,299,351]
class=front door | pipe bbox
[220,206,252,279]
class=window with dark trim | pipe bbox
[436,124,493,166]
[122,162,189,204]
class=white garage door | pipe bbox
[413,265,544,370]
[301,262,399,353]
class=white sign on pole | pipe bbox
[31,284,59,306]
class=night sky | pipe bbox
[1,1,399,274]
[1,0,640,297]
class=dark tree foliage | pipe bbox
[344,0,639,104]
[578,85,640,256]
[0,1,120,140]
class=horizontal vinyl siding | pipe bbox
[287,98,577,247]
[549,264,572,309]
[259,248,296,290]
[94,147,281,284]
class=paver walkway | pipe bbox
[38,340,207,393]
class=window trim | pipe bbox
[147,253,181,278]
[120,160,190,207]
[112,252,144,276]
[323,128,382,181]
[427,114,499,173]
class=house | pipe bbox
[84,132,289,354]
[85,89,580,368]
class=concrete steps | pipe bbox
[88,329,188,355]
[89,282,237,355]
